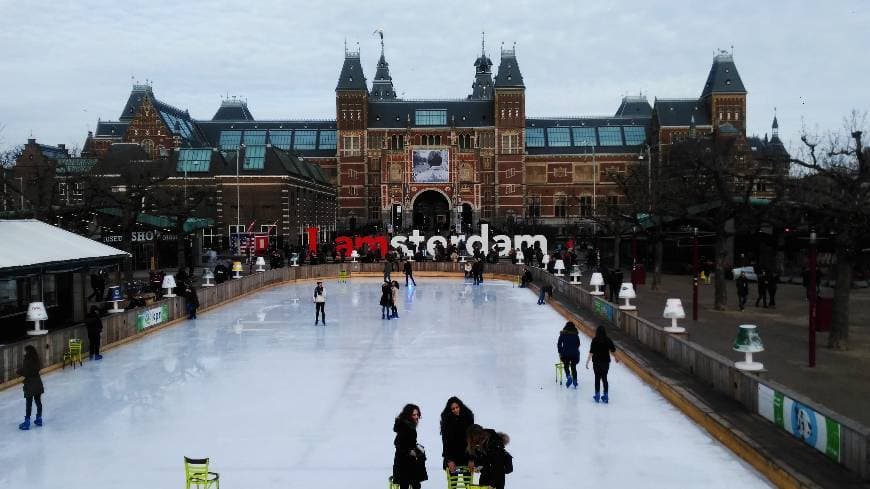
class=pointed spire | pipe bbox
[370,29,397,100]
[771,108,780,141]
[469,32,494,99]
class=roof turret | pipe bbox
[701,50,746,98]
[336,43,367,92]
[212,98,255,121]
[494,44,525,89]
[469,32,494,99]
[370,30,397,100]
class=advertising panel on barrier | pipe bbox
[136,304,170,332]
[593,297,614,323]
[412,149,449,183]
[758,384,841,462]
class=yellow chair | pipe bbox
[184,456,219,489]
[339,270,349,284]
[555,361,564,385]
[446,467,490,489]
[62,339,83,369]
[513,275,521,288]
[388,476,399,489]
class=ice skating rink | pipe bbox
[0,278,772,488]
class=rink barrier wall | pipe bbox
[525,266,870,482]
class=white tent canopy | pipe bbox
[0,220,129,273]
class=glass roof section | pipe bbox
[269,130,292,150]
[597,127,623,146]
[546,127,570,147]
[572,127,596,147]
[525,128,544,147]
[623,126,646,145]
[319,130,337,150]
[243,130,266,145]
[219,131,242,151]
[177,149,212,172]
[243,145,266,170]
[295,130,316,150]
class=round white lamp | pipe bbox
[26,301,49,336]
[515,250,525,265]
[162,274,177,298]
[255,256,266,272]
[108,286,125,313]
[231,261,243,278]
[662,298,686,333]
[202,270,215,287]
[554,259,566,276]
[570,264,582,284]
[350,250,359,263]
[734,324,765,371]
[542,254,551,268]
[290,253,299,267]
[589,272,605,296]
[618,282,637,310]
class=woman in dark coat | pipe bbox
[467,424,511,489]
[557,321,581,388]
[17,345,44,430]
[586,325,618,403]
[392,403,427,489]
[381,281,393,319]
[440,397,475,473]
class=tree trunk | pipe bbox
[613,234,621,270]
[827,247,852,350]
[714,233,728,310]
[651,237,663,291]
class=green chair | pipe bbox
[184,456,219,489]
[339,270,349,284]
[388,476,399,489]
[62,339,83,369]
[555,361,564,384]
[446,467,490,489]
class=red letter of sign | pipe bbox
[307,227,319,254]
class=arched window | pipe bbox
[141,139,155,158]
[554,193,568,218]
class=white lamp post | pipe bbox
[108,286,124,313]
[541,254,550,269]
[515,250,525,265]
[589,272,605,296]
[554,259,566,276]
[26,301,49,336]
[734,324,765,371]
[618,282,637,310]
[255,256,266,272]
[202,270,215,287]
[570,264,582,284]
[350,250,359,263]
[662,298,686,333]
[232,261,243,278]
[162,275,177,298]
[290,253,299,267]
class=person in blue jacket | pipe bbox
[557,321,581,388]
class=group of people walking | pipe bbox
[736,269,778,311]
[557,322,619,403]
[392,397,511,489]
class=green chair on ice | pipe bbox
[184,456,219,489]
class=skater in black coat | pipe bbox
[557,321,581,388]
[440,396,475,473]
[586,325,618,403]
[467,424,511,489]
[380,281,393,319]
[393,403,427,489]
[85,306,104,360]
[16,345,44,430]
[403,260,416,286]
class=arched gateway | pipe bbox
[412,190,450,233]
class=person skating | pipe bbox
[16,345,44,430]
[384,260,393,282]
[85,306,104,360]
[381,280,393,319]
[755,269,769,308]
[440,397,475,475]
[537,284,553,305]
[586,325,618,403]
[557,321,581,388]
[403,260,416,286]
[768,272,778,308]
[519,269,533,288]
[391,280,401,318]
[185,285,200,319]
[466,424,511,489]
[736,271,749,311]
[313,281,326,325]
[392,403,428,489]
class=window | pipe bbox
[243,130,266,145]
[260,224,277,235]
[202,227,217,249]
[579,196,592,217]
[270,130,292,150]
[547,127,570,147]
[244,145,266,169]
[228,224,245,236]
[390,134,405,150]
[554,194,568,217]
[597,127,623,146]
[415,109,447,126]
[341,135,361,156]
[500,133,520,154]
[177,148,211,172]
[525,128,545,147]
[72,183,84,202]
[572,127,596,146]
[318,130,337,150]
[623,126,646,146]
[527,195,541,218]
[219,131,242,150]
[57,182,67,199]
[294,130,317,150]
[458,133,474,150]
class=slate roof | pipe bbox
[525,117,651,155]
[94,121,129,139]
[213,146,331,185]
[119,85,153,121]
[469,53,494,100]
[212,100,255,121]
[368,100,494,128]
[700,53,746,98]
[747,136,789,157]
[615,96,652,117]
[336,53,367,91]
[494,49,524,88]
[37,144,70,160]
[152,98,207,147]
[653,99,711,127]
[371,52,398,100]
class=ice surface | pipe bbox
[0,278,772,488]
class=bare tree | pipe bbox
[149,176,212,272]
[787,112,869,349]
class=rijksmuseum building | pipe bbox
[83,39,785,245]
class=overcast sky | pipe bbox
[1,0,867,154]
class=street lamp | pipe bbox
[692,227,699,320]
[808,230,817,368]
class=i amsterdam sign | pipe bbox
[307,224,547,258]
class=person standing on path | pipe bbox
[586,325,618,403]
[755,269,770,308]
[16,345,44,430]
[392,403,428,489]
[313,281,326,325]
[736,271,750,311]
[557,321,581,388]
[185,285,200,319]
[403,260,416,286]
[440,397,475,475]
[85,306,104,360]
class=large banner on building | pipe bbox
[412,149,449,183]
[758,384,841,462]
